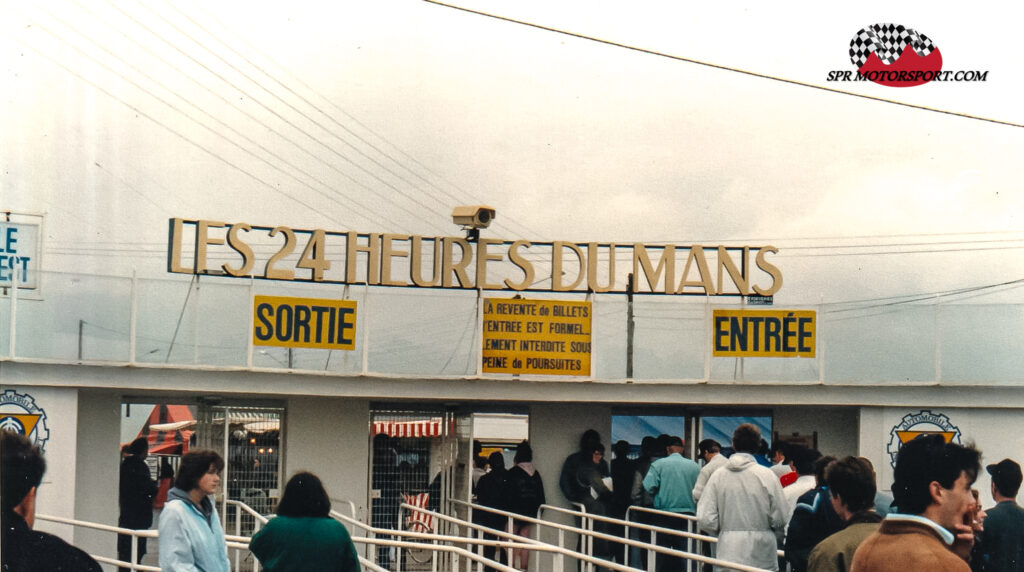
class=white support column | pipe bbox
[246,277,255,368]
[475,290,483,377]
[934,296,942,384]
[818,298,826,384]
[9,260,17,357]
[587,291,596,381]
[703,296,711,382]
[129,271,138,364]
[362,284,370,375]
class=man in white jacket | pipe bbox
[693,439,728,502]
[697,424,789,571]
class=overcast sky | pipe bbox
[3,0,1023,305]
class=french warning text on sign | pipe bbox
[253,295,357,350]
[482,298,592,376]
[713,309,816,358]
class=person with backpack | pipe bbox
[507,441,545,571]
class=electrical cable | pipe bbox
[3,32,333,222]
[124,1,457,230]
[422,0,1024,129]
[182,0,548,241]
[21,7,372,230]
[162,0,527,236]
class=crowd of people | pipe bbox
[547,424,1024,572]
[5,424,1024,571]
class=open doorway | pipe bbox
[119,401,284,521]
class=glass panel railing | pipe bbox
[7,267,1024,388]
[632,297,706,381]
[821,304,936,384]
[13,271,131,362]
[938,304,1024,385]
[366,288,479,376]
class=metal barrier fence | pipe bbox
[38,495,776,572]
[448,498,773,572]
[37,509,496,572]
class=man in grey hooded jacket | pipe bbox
[697,424,789,571]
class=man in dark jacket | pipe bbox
[507,441,545,570]
[978,458,1024,571]
[786,455,844,572]
[560,429,606,503]
[118,436,158,570]
[808,456,883,572]
[2,430,102,571]
[476,451,511,569]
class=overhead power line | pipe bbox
[181,0,547,241]
[423,0,1024,129]
[33,2,388,229]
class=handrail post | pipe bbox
[556,528,565,572]
[506,513,514,569]
[648,528,657,572]
[476,527,484,572]
[130,532,138,571]
[234,502,241,572]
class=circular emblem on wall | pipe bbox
[0,389,50,452]
[887,409,960,468]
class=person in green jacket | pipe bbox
[250,471,361,572]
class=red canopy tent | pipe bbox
[134,404,196,455]
[371,418,452,438]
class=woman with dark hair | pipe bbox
[158,449,230,572]
[249,471,360,572]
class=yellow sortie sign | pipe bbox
[482,298,592,376]
[712,309,816,358]
[253,295,357,350]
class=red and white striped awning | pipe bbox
[372,418,446,438]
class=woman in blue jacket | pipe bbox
[249,471,360,572]
[158,450,230,572]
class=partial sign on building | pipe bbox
[482,298,591,376]
[712,309,816,358]
[253,295,357,350]
[0,222,39,290]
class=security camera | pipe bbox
[451,206,496,229]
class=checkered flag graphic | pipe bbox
[849,23,936,67]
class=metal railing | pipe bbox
[35,514,159,572]
[450,499,773,572]
[330,497,359,520]
[624,505,786,559]
[400,500,544,571]
[331,507,526,572]
[38,497,777,572]
[9,268,1016,386]
[224,499,268,572]
[39,504,387,572]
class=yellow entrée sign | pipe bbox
[482,298,591,376]
[712,309,816,358]
[253,295,357,350]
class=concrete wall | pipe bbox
[74,390,122,563]
[284,396,370,540]
[860,406,1024,503]
[6,386,80,543]
[529,402,612,552]
[774,406,859,458]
